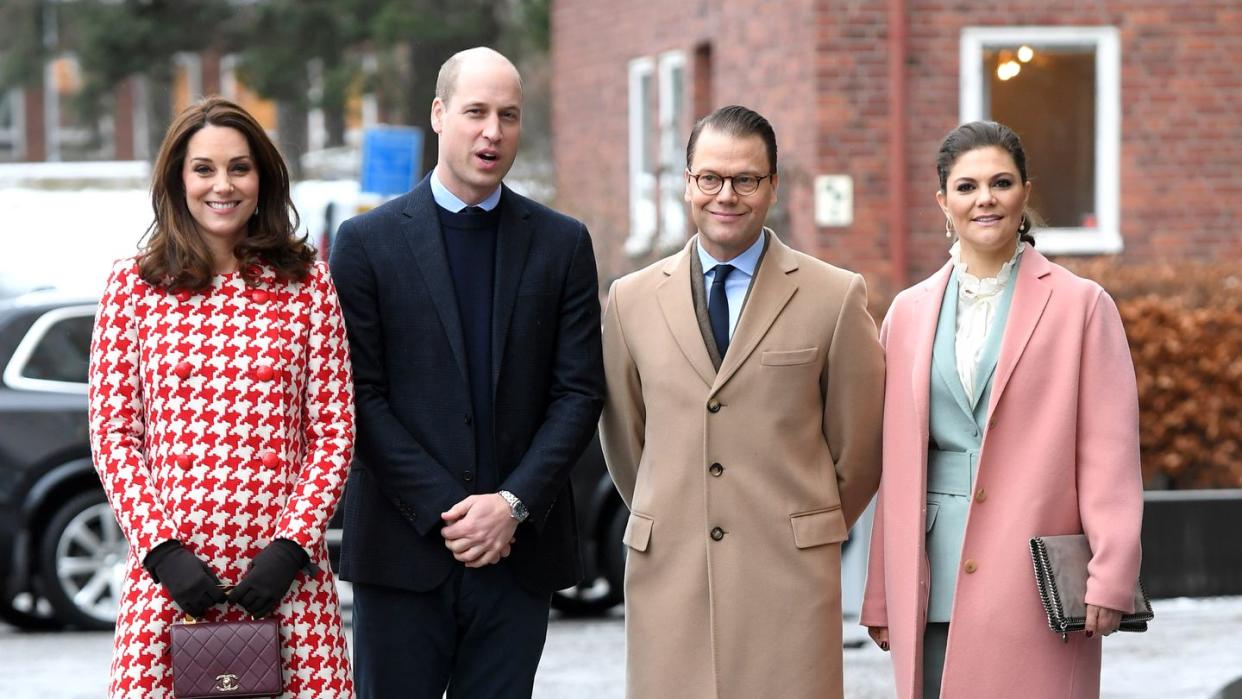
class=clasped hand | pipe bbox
[441,494,518,568]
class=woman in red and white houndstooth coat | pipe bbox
[88,97,354,697]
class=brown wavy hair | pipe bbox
[138,96,315,291]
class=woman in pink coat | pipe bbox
[89,97,354,697]
[861,121,1144,698]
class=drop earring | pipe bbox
[945,218,954,239]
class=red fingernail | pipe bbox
[1086,631,1094,638]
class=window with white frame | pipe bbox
[960,26,1120,254]
[656,51,687,252]
[627,51,688,257]
[626,57,657,256]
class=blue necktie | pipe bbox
[709,264,734,357]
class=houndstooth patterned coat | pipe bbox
[88,258,355,697]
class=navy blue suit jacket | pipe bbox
[329,176,604,594]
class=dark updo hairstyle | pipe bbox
[138,96,315,291]
[936,120,1037,246]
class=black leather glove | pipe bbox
[143,540,227,618]
[228,539,309,618]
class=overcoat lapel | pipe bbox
[912,263,955,450]
[712,234,797,393]
[401,184,468,384]
[491,186,534,390]
[657,240,716,389]
[986,249,1053,416]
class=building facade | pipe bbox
[551,0,1242,299]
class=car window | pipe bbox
[3,305,96,392]
[21,314,93,384]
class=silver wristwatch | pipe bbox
[498,490,529,523]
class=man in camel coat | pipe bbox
[599,105,885,698]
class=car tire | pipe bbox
[0,589,64,631]
[551,501,627,617]
[37,490,127,630]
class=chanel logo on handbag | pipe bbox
[214,673,240,692]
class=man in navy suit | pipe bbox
[330,47,604,698]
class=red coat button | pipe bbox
[254,365,275,381]
[261,451,280,468]
[175,454,192,469]
[174,362,192,379]
[249,289,270,304]
[175,290,192,303]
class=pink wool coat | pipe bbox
[860,249,1144,698]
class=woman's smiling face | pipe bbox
[937,145,1031,257]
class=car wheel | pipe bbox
[551,501,627,617]
[0,589,64,631]
[37,490,127,630]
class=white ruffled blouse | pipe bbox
[949,240,1025,399]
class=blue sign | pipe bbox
[360,126,423,196]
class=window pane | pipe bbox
[638,73,654,172]
[986,46,1096,229]
[22,315,93,384]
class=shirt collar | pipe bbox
[696,230,766,279]
[430,167,502,212]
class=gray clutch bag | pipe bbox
[1029,534,1153,641]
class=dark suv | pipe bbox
[0,292,626,630]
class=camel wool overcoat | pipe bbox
[601,233,884,698]
[860,248,1144,698]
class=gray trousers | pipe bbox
[923,622,950,699]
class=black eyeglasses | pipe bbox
[686,170,774,196]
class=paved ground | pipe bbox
[0,595,1238,697]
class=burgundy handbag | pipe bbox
[169,614,283,698]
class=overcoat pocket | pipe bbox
[761,347,818,366]
[789,506,848,549]
[622,512,654,552]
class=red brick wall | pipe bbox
[553,0,1242,297]
[551,0,819,287]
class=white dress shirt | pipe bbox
[950,239,1025,398]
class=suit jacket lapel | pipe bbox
[987,248,1053,416]
[491,186,534,389]
[401,181,468,384]
[969,257,1021,409]
[712,232,797,393]
[657,239,717,389]
[931,272,975,418]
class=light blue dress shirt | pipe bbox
[696,232,766,340]
[430,167,501,212]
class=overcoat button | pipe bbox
[254,365,275,381]
[710,527,725,541]
[464,413,473,426]
[174,454,192,469]
[464,471,474,483]
[249,289,270,304]
[261,451,280,469]
[964,559,978,574]
[709,463,724,476]
[975,488,987,503]
[707,399,721,413]
[174,362,192,380]
[175,290,192,303]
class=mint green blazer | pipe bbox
[924,258,1020,622]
